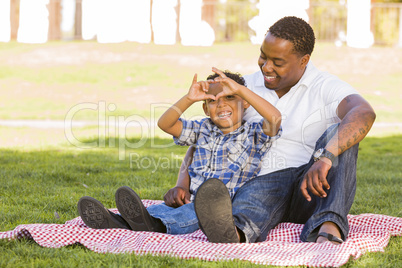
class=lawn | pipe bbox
[0,135,401,267]
[0,41,401,267]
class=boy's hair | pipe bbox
[207,71,246,87]
[268,16,315,57]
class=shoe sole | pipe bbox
[115,186,154,231]
[194,178,239,243]
[77,196,124,229]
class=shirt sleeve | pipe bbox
[173,118,204,146]
[322,75,359,121]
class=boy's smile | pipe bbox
[217,111,232,119]
[203,83,249,134]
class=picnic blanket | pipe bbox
[1,200,401,267]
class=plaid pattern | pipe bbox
[174,118,281,199]
[1,200,401,267]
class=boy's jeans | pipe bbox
[147,203,199,234]
[232,123,359,243]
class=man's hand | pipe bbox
[163,186,191,208]
[300,159,332,201]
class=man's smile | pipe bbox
[264,75,278,82]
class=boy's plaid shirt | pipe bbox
[174,118,282,200]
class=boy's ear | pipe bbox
[203,102,210,116]
[243,100,250,109]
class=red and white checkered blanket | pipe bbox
[1,200,401,267]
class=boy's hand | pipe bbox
[211,67,243,99]
[163,186,191,208]
[186,74,216,103]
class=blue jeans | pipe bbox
[148,124,358,241]
[147,202,199,234]
[232,123,359,242]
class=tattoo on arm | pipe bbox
[337,107,374,155]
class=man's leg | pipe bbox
[115,186,166,232]
[284,123,359,243]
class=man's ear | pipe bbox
[203,102,210,116]
[300,54,310,69]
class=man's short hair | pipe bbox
[207,71,246,87]
[268,16,315,56]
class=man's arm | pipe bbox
[300,94,376,201]
[163,146,194,207]
[329,94,376,155]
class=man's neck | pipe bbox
[275,66,308,98]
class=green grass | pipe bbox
[0,136,401,267]
[0,41,401,267]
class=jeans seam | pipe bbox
[258,197,290,242]
[178,218,198,227]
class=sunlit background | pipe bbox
[0,0,401,148]
[1,0,402,46]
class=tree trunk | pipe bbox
[150,0,154,43]
[74,0,82,40]
[175,0,181,43]
[10,0,20,40]
[48,0,62,40]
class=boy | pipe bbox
[77,68,281,240]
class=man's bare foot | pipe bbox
[316,222,343,245]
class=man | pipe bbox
[164,16,376,244]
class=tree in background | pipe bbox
[216,0,258,42]
[10,0,20,40]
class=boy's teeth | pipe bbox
[218,112,231,118]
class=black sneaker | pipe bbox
[115,186,165,232]
[77,196,130,229]
[194,178,239,243]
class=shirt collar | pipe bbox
[297,61,319,88]
[210,120,249,136]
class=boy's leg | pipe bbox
[77,196,131,229]
[115,186,199,234]
[284,123,359,242]
[115,186,165,232]
[231,169,296,243]
[195,171,296,243]
[194,178,239,243]
[147,202,199,235]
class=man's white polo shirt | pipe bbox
[243,62,359,175]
